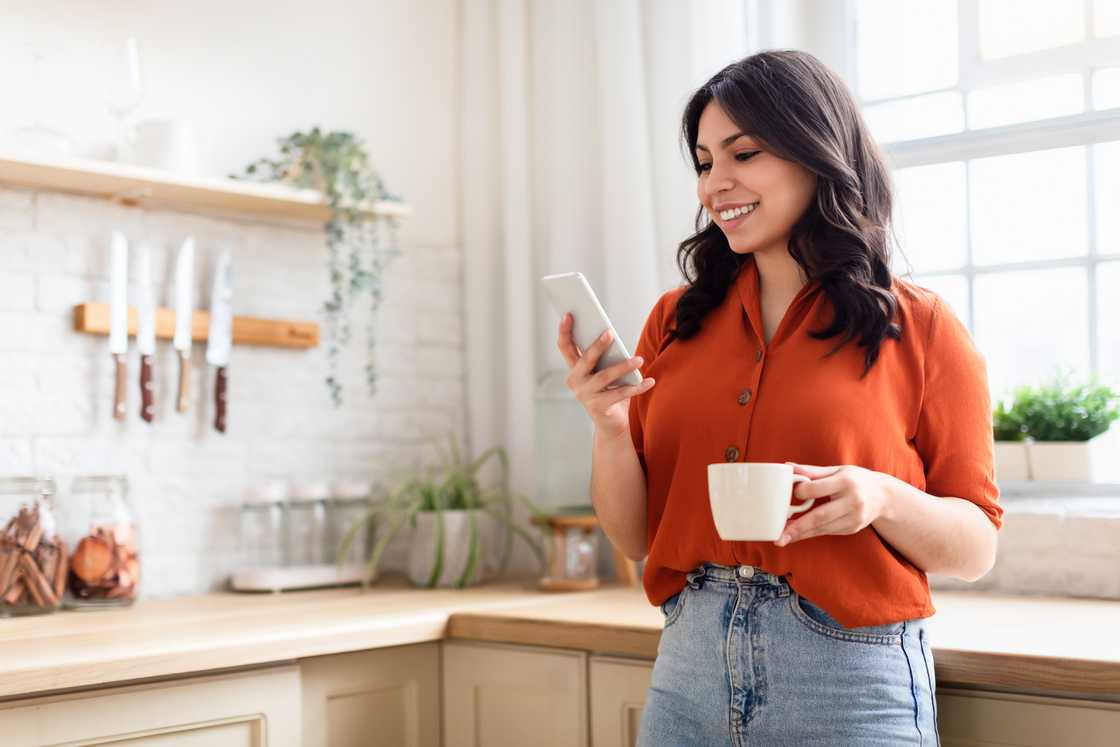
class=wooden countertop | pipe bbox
[1,578,1117,702]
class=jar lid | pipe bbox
[289,480,329,502]
[243,480,287,505]
[331,479,371,499]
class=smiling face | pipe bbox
[695,101,818,256]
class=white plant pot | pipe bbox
[994,441,1032,482]
[407,510,500,588]
[1027,430,1120,482]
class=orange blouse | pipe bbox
[628,256,1003,628]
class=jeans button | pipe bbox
[738,565,754,578]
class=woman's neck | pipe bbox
[752,244,808,301]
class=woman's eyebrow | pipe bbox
[695,133,751,153]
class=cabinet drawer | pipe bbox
[939,687,1120,747]
[0,664,301,746]
[589,656,653,747]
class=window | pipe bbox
[851,0,1120,399]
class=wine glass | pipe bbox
[104,37,145,162]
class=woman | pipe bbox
[556,51,1002,746]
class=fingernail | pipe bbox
[778,534,791,545]
[634,356,644,365]
[601,330,611,341]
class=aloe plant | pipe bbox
[335,433,547,589]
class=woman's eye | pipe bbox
[697,152,759,173]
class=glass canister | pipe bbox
[63,475,139,608]
[329,479,373,566]
[287,480,329,566]
[0,477,65,616]
[240,480,287,569]
[532,512,600,591]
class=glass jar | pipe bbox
[63,475,139,608]
[0,476,65,616]
[329,479,373,567]
[533,513,600,591]
[240,480,287,569]
[287,481,329,566]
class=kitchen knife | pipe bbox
[108,231,129,421]
[137,244,156,422]
[172,236,195,413]
[205,250,233,434]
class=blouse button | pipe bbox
[724,446,740,462]
[737,389,752,406]
[755,349,763,362]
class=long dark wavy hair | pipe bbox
[672,50,900,376]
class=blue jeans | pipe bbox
[638,563,940,746]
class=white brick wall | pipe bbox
[0,187,466,597]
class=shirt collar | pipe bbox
[735,255,823,347]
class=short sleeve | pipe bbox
[914,295,1003,530]
[627,290,677,471]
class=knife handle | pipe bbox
[113,354,127,421]
[140,354,154,423]
[214,366,227,433]
[176,351,190,413]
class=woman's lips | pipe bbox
[716,205,757,229]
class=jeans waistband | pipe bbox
[685,562,790,590]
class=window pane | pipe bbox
[1095,0,1120,38]
[1092,67,1120,109]
[892,162,968,273]
[863,91,965,143]
[967,74,1084,129]
[1094,141,1120,253]
[856,0,957,100]
[979,0,1084,59]
[974,268,1090,398]
[1099,262,1120,379]
[969,147,1088,265]
[912,273,971,329]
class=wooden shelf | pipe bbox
[73,303,318,349]
[0,151,410,223]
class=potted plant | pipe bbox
[993,374,1120,482]
[233,127,402,407]
[336,433,547,588]
[992,397,1032,481]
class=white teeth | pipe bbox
[718,203,758,221]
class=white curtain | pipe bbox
[461,0,769,572]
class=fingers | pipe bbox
[777,501,850,545]
[794,474,845,501]
[585,378,655,415]
[556,313,581,368]
[586,355,643,393]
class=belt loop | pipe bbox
[685,567,705,589]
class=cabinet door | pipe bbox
[442,640,588,747]
[300,643,440,747]
[589,656,653,747]
[938,687,1120,746]
[0,664,301,746]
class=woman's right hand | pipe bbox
[557,313,655,440]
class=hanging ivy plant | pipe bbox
[233,127,402,406]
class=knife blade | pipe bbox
[205,249,233,433]
[137,244,156,423]
[108,231,129,421]
[172,236,195,413]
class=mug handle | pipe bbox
[787,474,815,517]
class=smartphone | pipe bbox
[540,271,642,388]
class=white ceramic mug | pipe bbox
[707,462,817,541]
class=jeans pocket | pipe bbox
[789,591,904,644]
[660,587,687,628]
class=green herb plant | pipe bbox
[993,372,1119,442]
[336,434,548,589]
[233,127,401,406]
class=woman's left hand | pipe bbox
[774,463,894,546]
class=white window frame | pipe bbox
[845,0,1120,378]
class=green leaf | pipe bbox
[457,510,481,588]
[426,508,445,588]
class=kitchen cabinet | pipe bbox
[937,687,1120,747]
[589,656,653,747]
[442,640,589,747]
[0,664,301,746]
[299,643,440,747]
